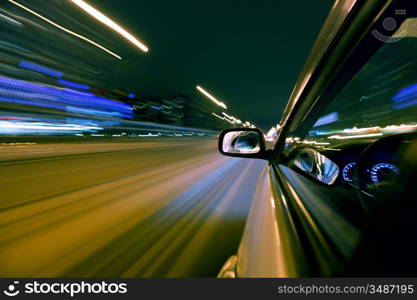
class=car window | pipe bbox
[305,17,417,142]
[282,17,417,207]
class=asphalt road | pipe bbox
[0,138,266,277]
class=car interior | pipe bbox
[278,0,417,276]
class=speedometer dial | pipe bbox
[342,162,356,182]
[370,163,400,183]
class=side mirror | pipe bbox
[218,128,270,159]
[293,148,339,185]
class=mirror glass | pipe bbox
[222,130,261,154]
[293,148,339,185]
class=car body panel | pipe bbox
[234,166,309,277]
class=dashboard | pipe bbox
[287,132,417,205]
[320,133,417,199]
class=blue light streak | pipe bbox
[392,82,417,109]
[18,61,63,78]
[58,79,90,90]
[393,98,417,110]
[313,112,339,127]
[392,82,417,103]
[0,75,133,119]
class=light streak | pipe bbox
[328,133,383,139]
[58,79,90,90]
[196,86,227,109]
[19,61,63,78]
[7,0,122,59]
[69,0,149,53]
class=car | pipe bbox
[217,0,417,277]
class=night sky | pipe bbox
[89,0,333,129]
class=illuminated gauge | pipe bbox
[342,162,356,182]
[370,163,400,183]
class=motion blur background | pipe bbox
[0,0,330,277]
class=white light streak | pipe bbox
[328,133,383,139]
[0,121,102,134]
[196,86,227,109]
[222,112,233,119]
[69,0,149,53]
[7,0,121,59]
[211,112,224,120]
[0,12,22,26]
[302,140,330,145]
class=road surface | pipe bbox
[0,137,266,277]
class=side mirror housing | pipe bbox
[218,128,270,160]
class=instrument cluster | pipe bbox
[342,161,400,184]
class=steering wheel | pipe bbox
[353,133,412,214]
[349,132,417,275]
